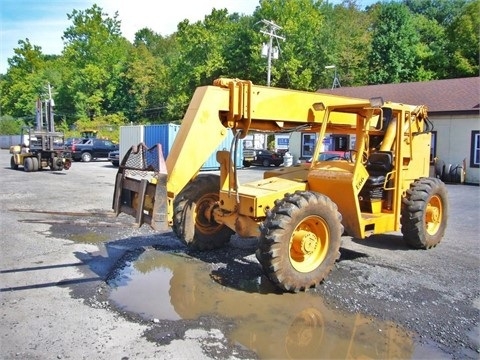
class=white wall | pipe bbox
[432,114,479,184]
[286,115,480,185]
[242,133,266,149]
[0,135,21,149]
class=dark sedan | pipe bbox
[243,149,284,167]
[108,150,120,167]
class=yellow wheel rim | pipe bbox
[289,215,329,273]
[194,193,220,235]
[425,194,442,236]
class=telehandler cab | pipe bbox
[113,78,448,292]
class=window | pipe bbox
[277,137,289,146]
[430,131,437,164]
[301,133,317,159]
[331,135,349,151]
[470,131,480,168]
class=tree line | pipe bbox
[0,0,478,137]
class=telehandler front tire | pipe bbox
[401,177,448,249]
[173,174,234,250]
[257,191,343,292]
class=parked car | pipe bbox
[243,148,284,167]
[108,150,120,167]
[69,138,119,162]
[64,137,84,148]
[306,150,351,164]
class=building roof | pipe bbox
[318,77,479,114]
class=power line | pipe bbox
[258,19,285,87]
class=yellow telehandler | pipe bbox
[113,78,448,292]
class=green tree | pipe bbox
[124,41,168,122]
[123,29,178,123]
[0,115,24,135]
[319,0,373,87]
[164,8,235,121]
[408,13,447,80]
[0,39,49,121]
[59,4,131,120]
[404,0,470,26]
[403,0,475,80]
[367,2,423,84]
[445,0,480,77]
[222,15,258,81]
[253,0,325,90]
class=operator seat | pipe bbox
[359,151,394,204]
[365,151,393,186]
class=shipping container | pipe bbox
[201,131,244,170]
[119,124,243,170]
[119,125,144,161]
[144,124,179,158]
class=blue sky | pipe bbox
[0,0,377,74]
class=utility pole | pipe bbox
[259,19,285,87]
[325,65,341,89]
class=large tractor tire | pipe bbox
[23,157,34,172]
[172,174,234,250]
[257,191,343,292]
[401,177,448,249]
[10,156,18,170]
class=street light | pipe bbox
[325,65,341,89]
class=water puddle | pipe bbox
[108,248,415,359]
[67,232,110,244]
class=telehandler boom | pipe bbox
[113,78,448,292]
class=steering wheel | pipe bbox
[347,149,369,164]
[345,149,357,163]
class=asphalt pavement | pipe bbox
[0,150,479,359]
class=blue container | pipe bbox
[202,131,243,170]
[144,124,180,158]
[142,124,242,170]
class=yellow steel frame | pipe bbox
[125,78,431,239]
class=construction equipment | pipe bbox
[113,78,448,292]
[10,89,72,172]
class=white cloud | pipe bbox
[0,0,259,74]
[1,0,376,74]
[100,0,259,40]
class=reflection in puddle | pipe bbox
[108,249,414,359]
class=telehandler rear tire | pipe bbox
[173,174,234,250]
[401,177,448,249]
[257,191,343,292]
